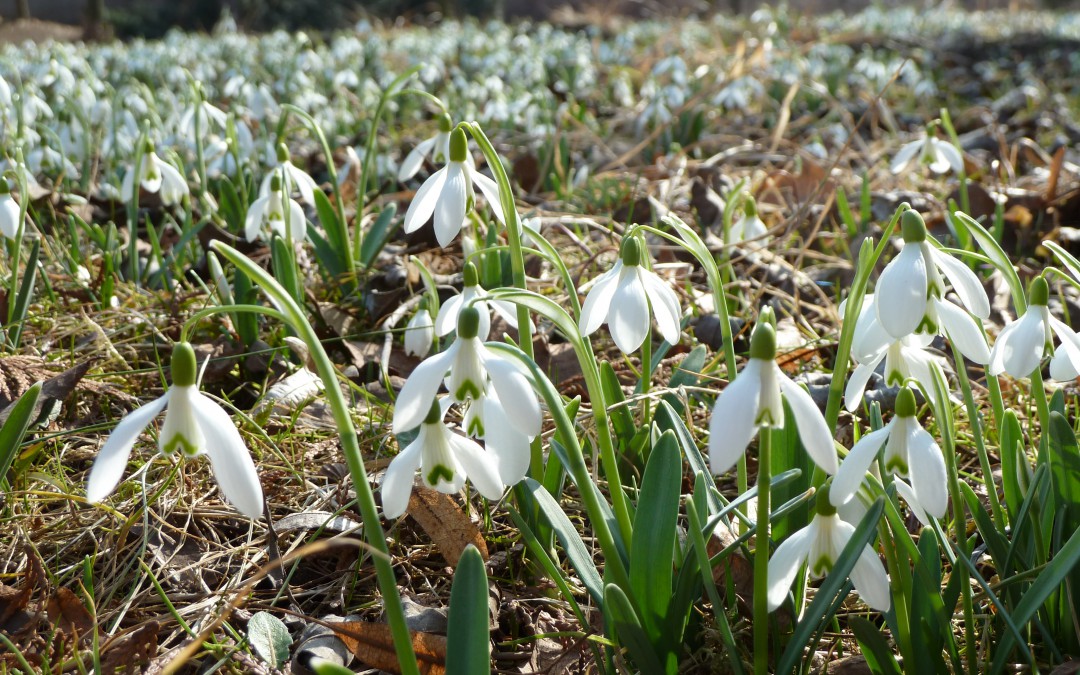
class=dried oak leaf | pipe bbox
[100,621,159,675]
[45,588,94,643]
[328,620,447,675]
[407,486,489,567]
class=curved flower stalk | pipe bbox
[398,112,453,182]
[578,235,682,354]
[768,485,891,612]
[831,386,947,520]
[244,172,306,244]
[988,275,1080,379]
[259,142,318,205]
[890,130,963,175]
[393,306,541,439]
[402,127,505,248]
[0,180,21,239]
[382,399,506,519]
[436,262,523,341]
[121,141,189,206]
[404,299,435,358]
[709,319,838,476]
[871,210,990,351]
[85,342,263,518]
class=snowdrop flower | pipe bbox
[259,142,318,205]
[405,299,435,358]
[85,342,263,518]
[121,142,189,206]
[178,99,228,139]
[436,262,521,341]
[381,399,505,520]
[244,172,306,244]
[844,329,943,412]
[0,181,21,239]
[461,381,532,487]
[728,195,768,243]
[988,276,1080,379]
[398,112,453,182]
[579,236,682,354]
[393,306,541,439]
[403,127,505,248]
[831,386,947,520]
[768,484,891,612]
[873,210,990,346]
[709,320,838,475]
[890,131,963,175]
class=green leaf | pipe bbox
[654,400,720,514]
[601,361,635,444]
[663,344,705,413]
[604,583,670,674]
[952,210,1024,312]
[270,235,303,308]
[850,617,902,675]
[630,431,682,648]
[247,611,291,668]
[309,658,355,675]
[446,545,491,673]
[998,410,1028,521]
[8,239,39,349]
[359,204,398,269]
[776,498,886,675]
[1047,411,1080,522]
[523,477,604,606]
[312,187,349,275]
[0,382,41,490]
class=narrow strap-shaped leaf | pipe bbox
[654,400,721,514]
[1047,411,1080,523]
[604,583,668,675]
[446,545,491,674]
[8,239,39,349]
[523,477,604,606]
[601,361,635,444]
[312,186,350,277]
[0,382,41,490]
[359,204,397,269]
[850,617,902,675]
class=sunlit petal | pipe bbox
[831,422,892,507]
[608,266,649,354]
[708,359,762,475]
[929,246,989,319]
[381,438,423,519]
[767,521,815,612]
[934,298,990,364]
[393,346,456,433]
[579,263,622,336]
[86,392,171,503]
[403,166,447,234]
[779,372,838,474]
[191,393,264,518]
[876,243,928,339]
[639,267,682,346]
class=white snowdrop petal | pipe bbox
[992,312,1045,378]
[450,434,505,501]
[890,140,921,174]
[844,358,882,413]
[483,405,531,486]
[286,162,318,204]
[392,347,456,433]
[190,393,264,518]
[639,267,682,346]
[936,140,965,173]
[398,136,437,182]
[244,197,268,242]
[485,353,541,437]
[403,167,448,234]
[935,298,990,364]
[831,423,892,507]
[894,477,932,528]
[766,522,815,612]
[779,372,838,474]
[434,163,468,247]
[609,266,650,354]
[907,426,947,519]
[435,294,464,337]
[286,199,306,243]
[86,392,171,503]
[850,544,892,612]
[472,170,506,225]
[929,246,990,319]
[1050,349,1080,381]
[876,244,928,339]
[578,264,621,336]
[708,359,762,475]
[1049,317,1080,376]
[381,438,423,519]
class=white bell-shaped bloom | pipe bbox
[121,145,190,206]
[709,320,838,476]
[86,343,263,518]
[245,171,306,243]
[768,486,891,612]
[727,196,768,243]
[381,399,505,520]
[403,127,505,248]
[890,133,963,175]
[873,210,990,343]
[398,112,453,182]
[259,142,319,205]
[393,307,541,441]
[462,381,532,486]
[988,276,1080,379]
[404,302,435,358]
[579,236,682,354]
[435,262,522,341]
[0,182,20,239]
[844,331,943,412]
[831,386,947,520]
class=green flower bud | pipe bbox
[749,321,777,361]
[620,235,643,267]
[171,342,198,388]
[1029,276,1049,306]
[900,210,927,243]
[438,113,453,133]
[816,484,837,516]
[463,261,479,288]
[743,194,758,218]
[895,386,917,418]
[270,173,282,192]
[457,306,481,339]
[276,142,289,163]
[449,128,468,164]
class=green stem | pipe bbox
[209,242,419,675]
[753,428,772,675]
[638,322,652,421]
[950,341,1006,530]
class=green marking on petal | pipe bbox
[810,554,834,577]
[454,378,483,401]
[885,456,909,475]
[427,464,455,486]
[161,433,199,458]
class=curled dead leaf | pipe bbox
[328,620,447,675]
[407,486,489,567]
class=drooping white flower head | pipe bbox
[831,386,947,520]
[393,307,541,441]
[873,210,990,347]
[381,399,505,520]
[768,485,891,613]
[890,132,963,175]
[398,112,453,182]
[259,142,319,205]
[709,319,838,476]
[435,262,521,342]
[405,299,435,358]
[844,331,943,413]
[728,195,768,243]
[402,127,506,248]
[988,276,1080,379]
[121,142,190,206]
[244,171,306,244]
[579,235,682,354]
[0,180,21,240]
[86,342,263,518]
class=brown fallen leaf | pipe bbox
[100,621,159,675]
[328,620,447,675]
[46,587,94,643]
[408,486,489,567]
